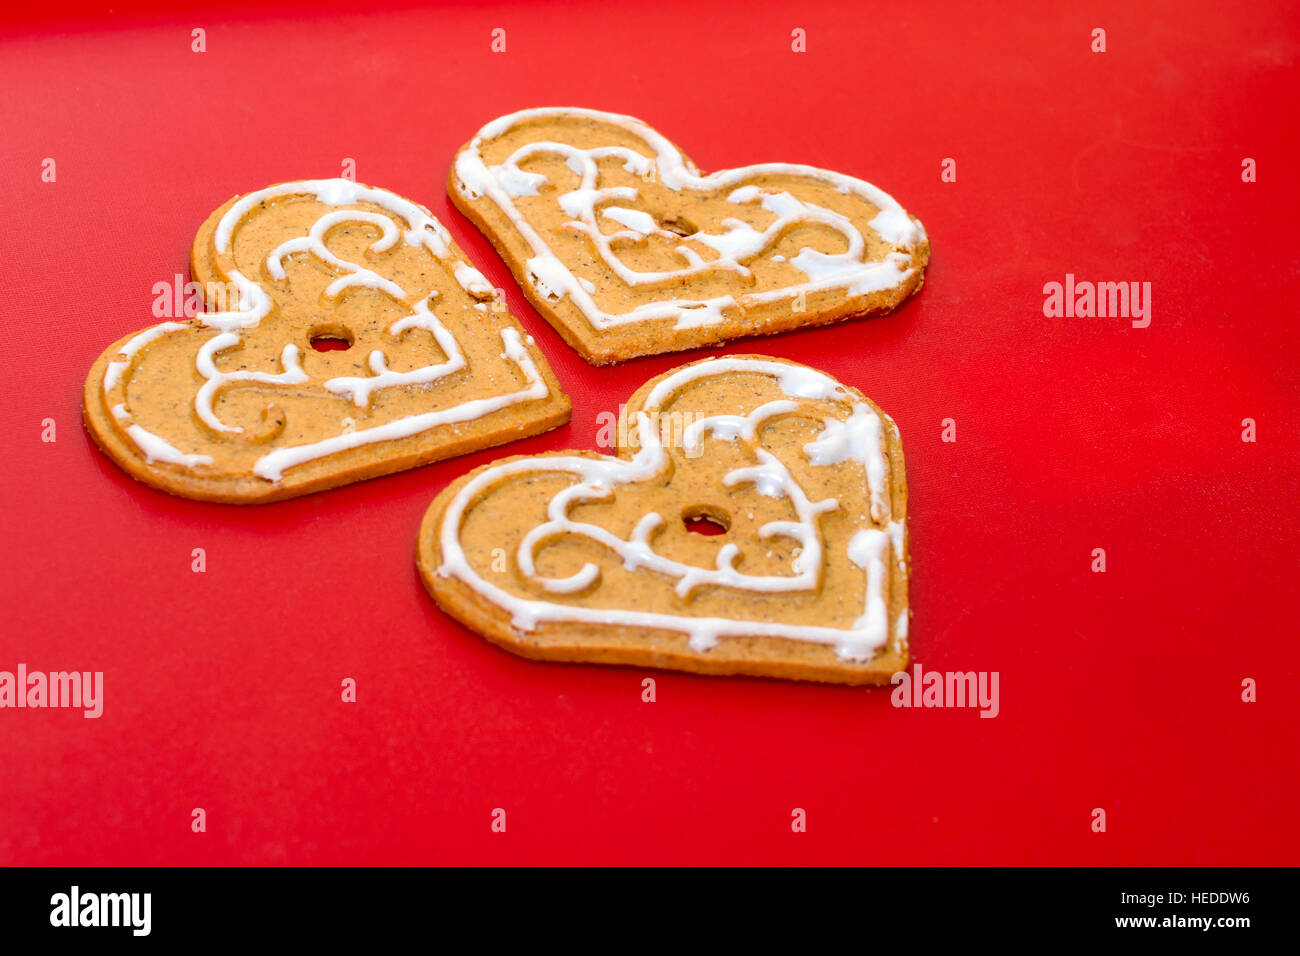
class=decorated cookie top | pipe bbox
[84,179,569,502]
[450,108,929,364]
[420,355,908,684]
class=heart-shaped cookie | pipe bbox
[83,179,571,502]
[418,355,908,684]
[450,107,929,365]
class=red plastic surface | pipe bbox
[1,0,1296,865]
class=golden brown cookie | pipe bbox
[418,355,909,684]
[84,179,571,503]
[449,107,930,365]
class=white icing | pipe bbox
[774,250,914,299]
[869,208,916,246]
[694,190,858,267]
[194,333,308,434]
[437,357,904,661]
[125,425,214,468]
[681,400,800,448]
[644,357,846,407]
[323,297,467,408]
[517,400,835,600]
[845,528,889,660]
[601,206,658,235]
[204,178,464,335]
[214,179,451,255]
[804,405,887,521]
[454,107,925,332]
[253,328,545,481]
[525,255,573,302]
[453,262,493,297]
[102,179,550,481]
[888,520,905,574]
[492,164,548,196]
[104,322,188,391]
[267,210,405,300]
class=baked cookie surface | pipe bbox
[419,355,909,684]
[450,107,930,364]
[84,179,571,503]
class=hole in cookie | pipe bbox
[661,215,697,238]
[309,325,354,352]
[682,506,730,536]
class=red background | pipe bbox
[1,0,1296,865]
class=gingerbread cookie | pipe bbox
[418,355,908,684]
[84,179,571,503]
[449,107,930,365]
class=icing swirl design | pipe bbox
[86,179,568,501]
[421,356,909,683]
[451,107,930,363]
